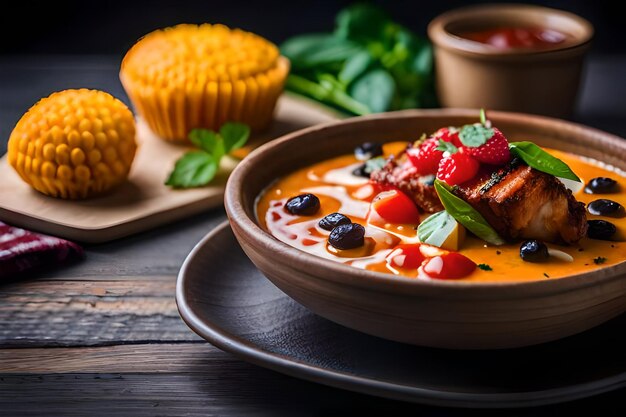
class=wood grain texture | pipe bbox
[0,278,200,347]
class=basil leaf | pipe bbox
[436,140,458,154]
[189,129,220,154]
[165,151,217,189]
[335,4,390,43]
[509,141,581,182]
[459,124,494,148]
[280,34,362,70]
[339,51,372,84]
[220,122,250,154]
[350,69,395,113]
[417,210,457,247]
[434,180,505,246]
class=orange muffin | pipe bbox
[120,24,290,142]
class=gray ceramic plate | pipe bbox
[176,221,626,408]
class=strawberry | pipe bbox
[433,127,462,147]
[465,127,511,165]
[406,137,442,175]
[436,148,480,186]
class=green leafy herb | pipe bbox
[417,210,458,247]
[459,124,494,148]
[339,51,372,84]
[436,140,458,154]
[434,180,505,246]
[478,263,493,271]
[280,34,362,70]
[509,141,581,182]
[593,256,607,265]
[350,69,395,113]
[280,4,437,115]
[165,122,250,188]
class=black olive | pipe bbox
[520,240,549,262]
[585,177,619,194]
[352,164,370,178]
[328,223,365,250]
[285,194,320,216]
[319,213,351,231]
[587,199,625,218]
[354,142,383,161]
[587,220,617,240]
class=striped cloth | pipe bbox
[0,222,83,278]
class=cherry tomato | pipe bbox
[369,189,421,225]
[420,252,476,279]
[386,244,427,269]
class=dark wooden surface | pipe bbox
[1,55,625,416]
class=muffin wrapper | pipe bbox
[121,57,290,142]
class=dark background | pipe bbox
[0,0,623,55]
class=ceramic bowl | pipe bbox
[428,4,593,118]
[224,109,626,349]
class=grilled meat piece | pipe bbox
[455,160,588,244]
[371,154,444,213]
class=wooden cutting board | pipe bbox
[0,94,342,243]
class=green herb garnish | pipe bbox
[593,257,607,265]
[434,180,505,246]
[165,122,250,188]
[477,264,493,271]
[509,142,581,182]
[417,210,458,247]
[280,4,437,115]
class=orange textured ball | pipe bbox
[7,89,137,199]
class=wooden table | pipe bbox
[1,56,625,416]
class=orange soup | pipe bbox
[256,143,625,282]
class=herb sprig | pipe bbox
[165,122,250,188]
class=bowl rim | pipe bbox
[427,3,594,57]
[225,108,626,298]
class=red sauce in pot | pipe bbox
[460,27,567,49]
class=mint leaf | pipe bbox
[220,122,250,153]
[477,263,493,271]
[165,151,217,188]
[434,180,505,246]
[509,141,581,182]
[459,124,494,148]
[166,122,250,189]
[436,140,458,154]
[189,129,220,154]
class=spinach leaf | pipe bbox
[350,69,395,113]
[339,51,372,84]
[509,141,581,182]
[281,34,362,70]
[335,4,390,44]
[434,180,505,246]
